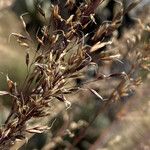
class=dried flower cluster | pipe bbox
[0,0,149,149]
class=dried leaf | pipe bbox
[19,42,29,48]
[100,54,121,61]
[3,129,11,138]
[26,126,50,133]
[90,14,97,24]
[53,5,64,22]
[26,129,44,134]
[0,91,9,96]
[89,88,104,100]
[66,15,74,24]
[90,41,112,52]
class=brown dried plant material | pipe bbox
[90,41,112,52]
[0,91,9,96]
[0,1,149,149]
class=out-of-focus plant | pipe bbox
[0,0,149,149]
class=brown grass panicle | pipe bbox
[0,0,149,149]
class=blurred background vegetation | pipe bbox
[0,0,150,150]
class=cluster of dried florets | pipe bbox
[0,0,149,149]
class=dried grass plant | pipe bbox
[0,0,150,149]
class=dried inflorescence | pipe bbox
[0,0,149,149]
